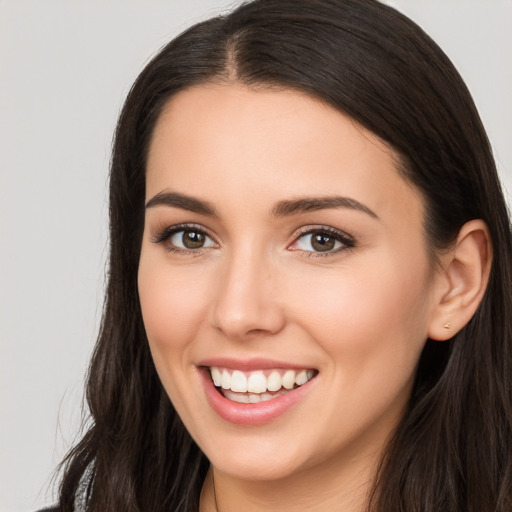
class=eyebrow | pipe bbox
[271,196,378,219]
[145,191,218,216]
[145,190,378,220]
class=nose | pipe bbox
[210,247,286,340]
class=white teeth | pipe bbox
[230,370,248,392]
[248,393,261,403]
[282,370,296,390]
[221,369,231,390]
[210,367,222,386]
[267,370,282,392]
[247,372,267,393]
[229,391,249,403]
[209,366,316,396]
[295,370,308,386]
[223,388,291,403]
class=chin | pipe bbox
[201,434,312,482]
[212,454,304,482]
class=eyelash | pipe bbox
[151,223,355,257]
[290,226,355,258]
[151,223,217,255]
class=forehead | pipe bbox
[146,83,422,224]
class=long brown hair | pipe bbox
[57,1,512,510]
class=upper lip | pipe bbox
[197,357,316,372]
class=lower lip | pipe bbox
[199,368,316,426]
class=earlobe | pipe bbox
[428,219,492,341]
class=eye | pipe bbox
[151,224,217,252]
[170,229,216,250]
[289,227,354,255]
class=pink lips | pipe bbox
[199,357,311,371]
[198,358,317,426]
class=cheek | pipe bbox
[137,253,210,360]
[285,255,433,448]
[287,251,433,372]
[137,253,214,421]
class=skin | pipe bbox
[138,84,450,512]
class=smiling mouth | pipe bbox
[208,367,317,404]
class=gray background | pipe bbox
[1,1,511,510]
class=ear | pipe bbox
[428,219,493,341]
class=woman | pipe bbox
[51,0,512,510]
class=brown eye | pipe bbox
[290,228,354,255]
[182,231,206,249]
[311,233,336,252]
[166,228,217,251]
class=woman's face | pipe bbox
[138,84,442,482]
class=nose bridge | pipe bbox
[211,239,285,339]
